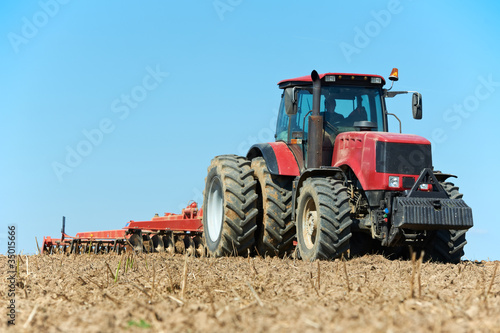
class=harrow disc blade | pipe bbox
[114,240,123,254]
[163,234,175,255]
[69,240,77,254]
[194,235,205,257]
[94,242,101,255]
[129,234,144,253]
[175,235,186,254]
[142,235,153,253]
[151,234,165,253]
[184,236,196,257]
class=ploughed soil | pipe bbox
[1,253,499,333]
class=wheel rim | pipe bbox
[302,196,317,250]
[207,176,224,243]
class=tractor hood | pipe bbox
[332,131,432,191]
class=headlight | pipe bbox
[389,176,400,188]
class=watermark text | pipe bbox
[7,225,17,326]
[213,0,243,21]
[7,0,71,54]
[51,65,169,182]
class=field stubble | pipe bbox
[1,253,499,332]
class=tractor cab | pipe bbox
[276,73,387,166]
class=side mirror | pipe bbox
[284,87,296,115]
[412,92,422,119]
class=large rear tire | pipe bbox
[202,155,258,257]
[251,157,294,257]
[296,177,352,261]
[426,182,467,264]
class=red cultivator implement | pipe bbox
[42,202,204,256]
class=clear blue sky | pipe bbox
[1,1,499,260]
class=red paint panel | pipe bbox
[124,218,203,232]
[332,132,430,191]
[269,142,300,176]
[278,72,386,85]
[75,229,126,239]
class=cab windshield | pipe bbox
[276,85,384,142]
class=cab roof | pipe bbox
[278,72,386,89]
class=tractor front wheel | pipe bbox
[296,177,352,261]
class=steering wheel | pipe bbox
[324,120,340,136]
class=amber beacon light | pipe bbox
[389,67,399,81]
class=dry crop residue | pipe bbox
[1,254,499,332]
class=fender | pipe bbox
[247,142,300,176]
[434,172,457,182]
[290,167,345,221]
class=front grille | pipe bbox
[376,142,432,175]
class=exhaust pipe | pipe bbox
[307,70,323,169]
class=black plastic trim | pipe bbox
[247,143,279,175]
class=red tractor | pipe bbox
[202,69,473,263]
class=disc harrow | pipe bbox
[42,202,205,256]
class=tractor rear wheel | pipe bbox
[425,182,467,264]
[202,155,258,257]
[251,157,294,257]
[296,177,352,261]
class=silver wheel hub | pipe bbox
[207,177,223,243]
[306,211,317,237]
[302,197,318,249]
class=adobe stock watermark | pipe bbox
[6,225,17,326]
[213,0,242,21]
[429,74,499,146]
[7,0,71,54]
[51,65,169,182]
[339,0,405,64]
